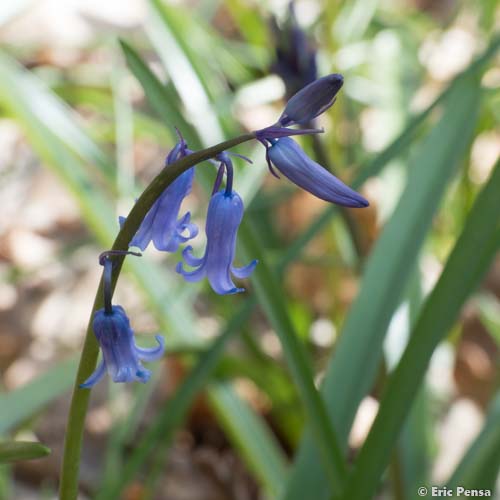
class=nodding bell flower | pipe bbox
[278,73,344,126]
[176,152,257,295]
[80,305,165,388]
[121,130,198,252]
[80,252,165,388]
[267,137,369,208]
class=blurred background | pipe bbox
[0,0,498,499]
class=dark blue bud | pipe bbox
[278,74,344,126]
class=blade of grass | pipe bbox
[0,358,77,435]
[0,442,50,463]
[118,40,199,148]
[446,391,500,496]
[282,75,482,500]
[0,51,115,184]
[208,381,288,499]
[340,159,500,500]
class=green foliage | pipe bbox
[0,1,498,499]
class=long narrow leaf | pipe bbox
[0,358,77,435]
[282,75,482,500]
[446,391,500,496]
[341,159,500,500]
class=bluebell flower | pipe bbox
[176,189,257,295]
[80,305,165,388]
[122,131,198,252]
[278,73,344,126]
[267,137,369,208]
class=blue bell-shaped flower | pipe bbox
[123,130,198,252]
[80,305,165,388]
[176,189,257,295]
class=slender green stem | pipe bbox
[58,133,255,500]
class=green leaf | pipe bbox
[282,76,483,500]
[0,358,77,435]
[340,159,500,500]
[118,39,199,148]
[0,442,50,464]
[0,50,115,184]
[446,391,500,496]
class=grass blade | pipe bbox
[208,382,288,499]
[446,391,500,496]
[340,159,500,500]
[0,358,77,435]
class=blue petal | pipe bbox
[278,74,344,126]
[174,212,199,244]
[135,335,165,362]
[79,359,107,389]
[232,259,258,279]
[128,200,160,250]
[176,260,206,282]
[181,245,205,267]
[151,168,196,252]
[268,137,369,208]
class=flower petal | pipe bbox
[176,261,206,282]
[181,245,205,267]
[231,259,258,279]
[135,335,165,362]
[79,359,107,389]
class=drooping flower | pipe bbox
[80,252,165,388]
[267,137,369,208]
[176,185,257,295]
[80,305,165,388]
[122,130,198,252]
[278,73,344,126]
